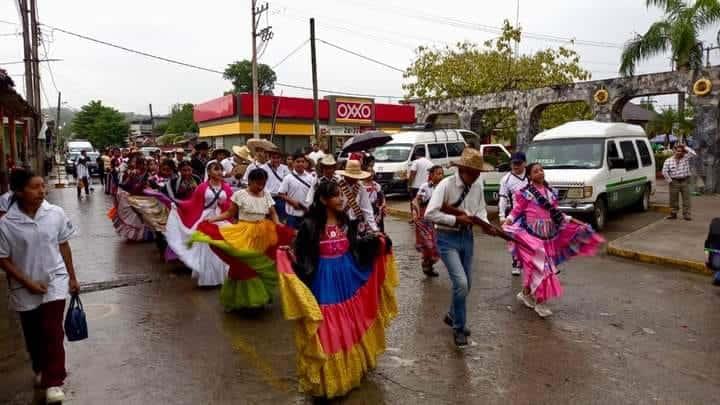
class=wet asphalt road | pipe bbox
[1,186,719,404]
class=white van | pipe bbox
[372,128,477,195]
[526,121,656,230]
[66,140,94,153]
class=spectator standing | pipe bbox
[307,143,326,163]
[662,144,696,220]
[279,152,313,229]
[408,149,434,200]
[190,142,210,179]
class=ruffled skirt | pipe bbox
[190,220,293,309]
[164,207,228,287]
[504,220,605,302]
[276,240,398,399]
[108,190,155,242]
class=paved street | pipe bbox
[1,186,719,404]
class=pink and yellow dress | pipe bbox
[276,224,398,398]
[503,185,605,303]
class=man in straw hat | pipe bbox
[230,145,253,186]
[243,139,290,220]
[335,158,378,232]
[304,154,339,208]
[425,147,497,347]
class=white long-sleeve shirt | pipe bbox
[498,171,528,220]
[424,173,488,229]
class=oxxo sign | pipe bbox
[329,96,374,125]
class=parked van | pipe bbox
[526,121,656,230]
[66,140,94,153]
[372,128,477,195]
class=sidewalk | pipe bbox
[608,192,718,274]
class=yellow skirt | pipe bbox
[219,219,278,253]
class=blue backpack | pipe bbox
[64,294,88,341]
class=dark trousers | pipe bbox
[77,176,90,196]
[18,299,67,387]
[286,215,304,230]
[669,177,691,217]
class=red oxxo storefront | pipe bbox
[193,93,416,153]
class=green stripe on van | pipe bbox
[606,176,647,189]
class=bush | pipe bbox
[655,151,670,172]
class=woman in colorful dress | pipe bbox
[411,165,444,277]
[164,161,200,201]
[197,168,286,310]
[276,181,398,399]
[109,155,156,241]
[503,162,605,318]
[163,162,232,286]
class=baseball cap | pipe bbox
[510,152,526,163]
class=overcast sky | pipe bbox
[2,0,719,115]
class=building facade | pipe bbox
[194,93,416,153]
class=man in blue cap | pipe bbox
[498,151,528,276]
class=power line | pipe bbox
[0,19,19,26]
[271,38,308,69]
[39,31,59,93]
[317,39,405,73]
[1,60,25,65]
[43,23,404,100]
[43,23,226,75]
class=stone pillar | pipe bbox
[515,108,532,151]
[693,102,720,193]
[593,100,612,122]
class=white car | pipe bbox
[526,120,656,230]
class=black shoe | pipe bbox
[666,214,678,220]
[453,328,468,347]
[443,314,470,336]
[683,216,692,221]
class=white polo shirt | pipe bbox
[409,157,434,189]
[0,191,14,213]
[279,170,314,217]
[0,201,76,311]
[265,163,291,195]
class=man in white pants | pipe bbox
[498,152,528,276]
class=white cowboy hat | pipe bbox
[336,159,371,180]
[318,154,337,166]
[232,145,252,161]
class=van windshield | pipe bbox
[526,138,605,169]
[373,143,412,163]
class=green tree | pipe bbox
[620,0,720,130]
[646,105,694,141]
[223,60,277,94]
[403,21,592,144]
[164,103,198,135]
[69,100,129,149]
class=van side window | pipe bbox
[607,141,619,159]
[619,141,639,170]
[635,140,653,167]
[428,143,447,160]
[447,142,465,157]
[412,145,426,158]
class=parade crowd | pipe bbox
[0,138,612,402]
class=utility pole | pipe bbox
[251,0,270,139]
[30,0,41,173]
[19,0,34,167]
[55,91,65,187]
[149,103,154,143]
[514,0,520,58]
[310,18,320,145]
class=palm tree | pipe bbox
[620,0,720,122]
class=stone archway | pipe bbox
[413,67,720,192]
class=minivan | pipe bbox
[526,121,656,230]
[372,128,477,195]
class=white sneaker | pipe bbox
[34,373,42,388]
[534,303,553,318]
[46,386,65,403]
[511,267,521,276]
[516,291,535,309]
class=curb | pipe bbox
[607,243,709,275]
[650,204,672,214]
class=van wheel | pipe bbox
[591,198,607,231]
[635,185,650,212]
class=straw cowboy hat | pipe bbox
[317,154,337,167]
[246,138,279,154]
[451,148,487,172]
[337,159,371,180]
[232,145,252,162]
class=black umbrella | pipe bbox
[341,131,392,153]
